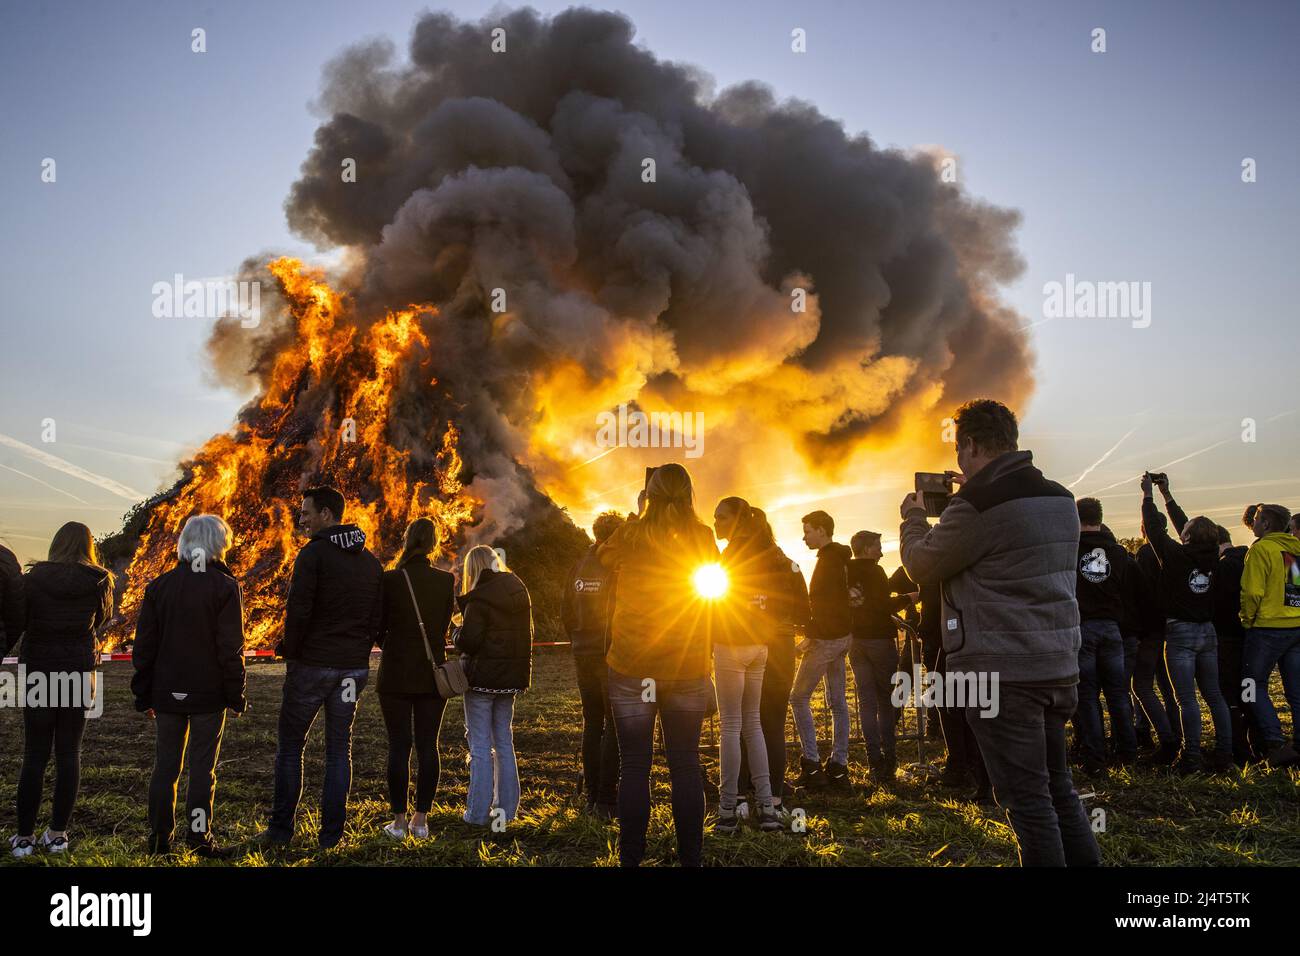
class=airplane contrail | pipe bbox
[1068,425,1139,490]
[0,433,144,501]
[0,463,90,504]
[1085,439,1229,496]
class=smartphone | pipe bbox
[915,472,954,517]
[644,466,659,490]
[1145,471,1168,484]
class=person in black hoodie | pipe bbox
[10,522,112,859]
[561,511,624,818]
[790,510,854,790]
[1141,475,1233,774]
[1211,524,1265,765]
[454,545,533,828]
[263,486,383,850]
[376,517,456,840]
[846,530,916,781]
[0,540,24,657]
[131,515,246,857]
[1073,499,1138,774]
[1133,526,1182,763]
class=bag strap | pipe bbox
[400,568,437,666]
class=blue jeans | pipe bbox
[714,643,771,811]
[1242,626,1300,749]
[1163,620,1231,757]
[269,662,370,846]
[790,636,851,765]
[608,668,708,867]
[462,690,520,826]
[966,683,1100,867]
[1077,619,1137,762]
[848,638,899,763]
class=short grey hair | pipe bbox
[177,514,232,563]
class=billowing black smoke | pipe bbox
[209,5,1033,539]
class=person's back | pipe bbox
[600,519,717,681]
[20,560,111,672]
[1142,498,1217,624]
[131,558,247,715]
[378,558,455,694]
[904,451,1081,683]
[0,542,24,657]
[457,567,533,692]
[282,523,383,667]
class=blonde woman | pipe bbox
[11,522,113,858]
[452,545,533,827]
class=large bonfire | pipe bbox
[107,259,505,650]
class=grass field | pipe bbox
[1,651,1297,867]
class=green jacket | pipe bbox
[1240,532,1300,630]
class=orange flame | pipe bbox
[112,258,479,649]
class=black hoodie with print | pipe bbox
[1075,528,1132,623]
[280,523,384,667]
[1141,498,1217,624]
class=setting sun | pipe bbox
[692,562,729,600]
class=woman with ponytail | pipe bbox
[375,517,456,839]
[598,463,719,866]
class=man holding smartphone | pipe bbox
[898,399,1097,867]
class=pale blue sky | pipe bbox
[1,0,1296,564]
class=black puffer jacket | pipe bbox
[19,561,112,672]
[0,543,24,656]
[130,558,247,714]
[454,568,533,692]
[281,524,384,668]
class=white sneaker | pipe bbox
[735,798,751,821]
[382,822,408,841]
[11,835,35,859]
[40,831,69,854]
[410,821,429,839]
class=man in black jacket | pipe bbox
[1212,524,1264,765]
[1073,499,1138,774]
[0,541,24,657]
[846,530,916,779]
[790,510,854,790]
[562,511,624,817]
[264,486,383,849]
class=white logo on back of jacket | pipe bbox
[1188,569,1212,594]
[1080,548,1111,584]
[171,693,188,701]
[574,579,601,593]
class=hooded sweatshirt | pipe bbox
[1075,528,1131,623]
[281,523,384,667]
[1213,545,1249,640]
[1240,532,1300,629]
[1141,498,1217,623]
[807,541,854,640]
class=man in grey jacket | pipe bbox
[899,399,1098,866]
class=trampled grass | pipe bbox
[1,653,1297,867]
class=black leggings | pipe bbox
[378,693,447,815]
[17,704,87,834]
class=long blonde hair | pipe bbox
[47,521,114,588]
[461,544,507,594]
